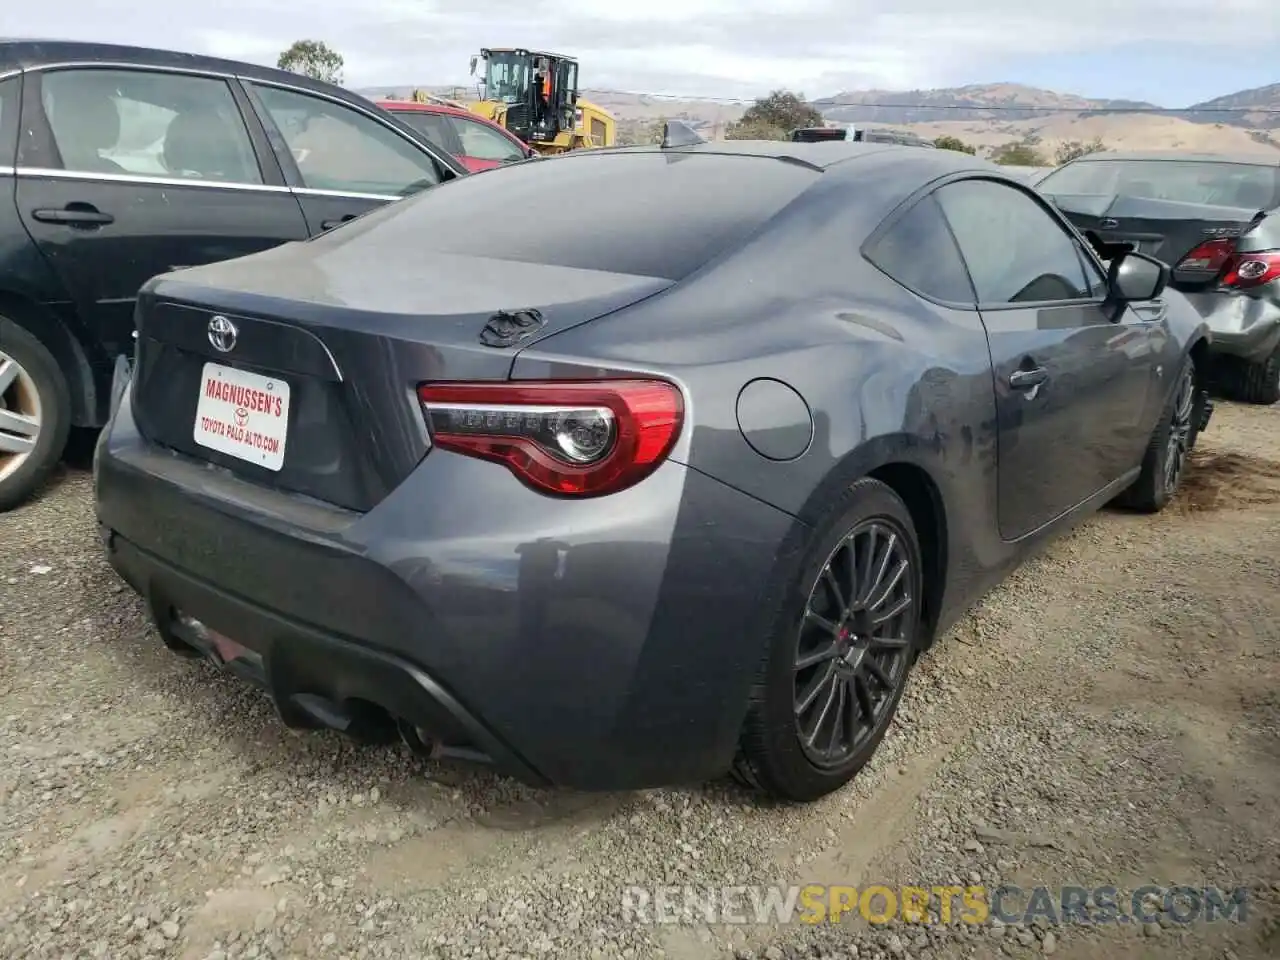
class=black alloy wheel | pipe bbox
[733,477,924,802]
[1116,353,1199,514]
[794,520,916,768]
[1163,360,1195,497]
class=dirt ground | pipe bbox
[1,402,1277,960]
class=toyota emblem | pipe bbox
[1099,218,1119,230]
[208,315,238,353]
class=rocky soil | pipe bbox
[1,403,1277,960]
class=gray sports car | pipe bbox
[94,125,1212,802]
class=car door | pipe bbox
[14,65,310,361]
[934,176,1162,541]
[244,81,454,235]
[446,113,530,170]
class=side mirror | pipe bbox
[469,56,478,76]
[1108,251,1168,302]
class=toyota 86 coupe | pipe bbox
[93,125,1213,802]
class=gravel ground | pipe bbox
[1,403,1278,960]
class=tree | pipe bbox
[616,117,667,146]
[934,135,976,155]
[725,89,823,140]
[725,119,790,141]
[277,40,344,85]
[1054,137,1107,164]
[641,118,668,145]
[990,140,1047,166]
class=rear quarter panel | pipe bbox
[513,165,1009,636]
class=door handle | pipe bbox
[1129,299,1167,322]
[320,215,357,230]
[1009,366,1048,389]
[32,206,114,226]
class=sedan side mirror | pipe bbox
[1108,250,1169,302]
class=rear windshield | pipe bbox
[356,150,818,280]
[1039,158,1280,209]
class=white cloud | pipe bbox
[7,0,1279,100]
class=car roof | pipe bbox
[376,100,480,120]
[1065,151,1280,167]
[483,48,573,60]
[0,38,361,103]
[586,139,1003,175]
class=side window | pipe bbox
[251,84,442,197]
[865,194,975,304]
[935,179,1093,305]
[1077,243,1109,298]
[391,110,460,156]
[449,116,525,162]
[40,69,261,183]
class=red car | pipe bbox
[376,100,535,172]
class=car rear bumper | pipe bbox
[103,527,550,781]
[94,385,799,790]
[1182,289,1280,364]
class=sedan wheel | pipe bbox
[0,349,44,485]
[795,521,915,769]
[734,477,923,802]
[1234,346,1280,406]
[0,317,71,512]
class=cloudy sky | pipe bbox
[9,1,1280,104]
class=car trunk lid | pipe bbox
[1048,193,1268,287]
[129,236,672,513]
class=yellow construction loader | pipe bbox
[466,48,615,154]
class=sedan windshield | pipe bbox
[1039,158,1280,209]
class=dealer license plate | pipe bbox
[193,362,291,471]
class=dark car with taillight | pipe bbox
[0,39,466,512]
[95,129,1211,803]
[1039,152,1280,404]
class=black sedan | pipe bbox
[1039,152,1280,404]
[94,128,1212,802]
[0,39,467,511]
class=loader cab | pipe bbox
[472,47,578,143]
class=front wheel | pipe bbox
[733,478,923,802]
[1117,354,1197,514]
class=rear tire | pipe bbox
[1227,345,1280,406]
[733,478,923,802]
[1117,353,1197,514]
[0,316,71,512]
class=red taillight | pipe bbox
[1175,238,1236,273]
[1175,238,1280,289]
[416,379,684,497]
[1221,249,1280,289]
